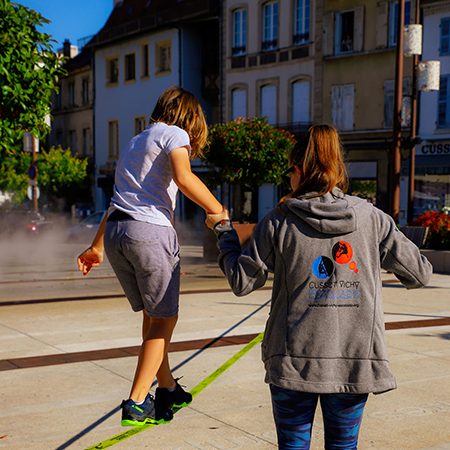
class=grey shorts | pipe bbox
[104,218,180,317]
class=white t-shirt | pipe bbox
[110,122,190,227]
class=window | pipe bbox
[262,1,278,51]
[388,1,411,47]
[141,44,149,77]
[82,78,89,105]
[291,79,310,124]
[438,75,450,128]
[335,10,354,54]
[231,88,247,119]
[68,81,75,107]
[293,0,310,45]
[384,79,411,128]
[134,117,146,135]
[55,91,62,110]
[125,53,136,81]
[441,17,450,56]
[107,58,119,84]
[108,120,119,160]
[331,84,354,131]
[82,128,91,156]
[68,130,76,152]
[156,41,171,73]
[260,84,277,125]
[232,9,247,55]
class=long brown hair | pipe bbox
[288,124,348,198]
[150,86,208,158]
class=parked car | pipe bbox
[67,210,106,243]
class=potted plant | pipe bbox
[202,117,296,258]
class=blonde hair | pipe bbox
[150,86,208,158]
[289,124,348,198]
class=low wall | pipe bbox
[421,250,450,275]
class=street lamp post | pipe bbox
[391,0,406,222]
[407,0,420,224]
[23,131,39,216]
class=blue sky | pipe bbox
[14,0,113,50]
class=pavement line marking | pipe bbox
[84,332,264,450]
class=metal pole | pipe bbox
[32,135,39,215]
[391,0,406,222]
[407,0,420,224]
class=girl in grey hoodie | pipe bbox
[205,124,432,449]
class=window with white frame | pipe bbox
[231,88,247,119]
[438,75,450,128]
[125,53,136,81]
[293,0,310,45]
[134,116,146,135]
[331,84,354,131]
[232,9,247,55]
[156,41,171,74]
[441,17,450,56]
[107,57,119,84]
[291,79,310,124]
[388,0,411,47]
[260,84,277,125]
[108,120,119,160]
[262,1,278,51]
[335,10,355,54]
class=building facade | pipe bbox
[415,0,450,216]
[318,0,416,219]
[50,40,95,210]
[224,0,314,219]
[87,0,220,221]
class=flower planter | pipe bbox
[420,249,450,274]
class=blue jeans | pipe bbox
[270,385,368,450]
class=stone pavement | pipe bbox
[0,242,449,449]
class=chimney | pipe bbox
[63,39,71,58]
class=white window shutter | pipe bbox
[375,1,388,48]
[323,12,335,56]
[342,84,355,130]
[353,6,364,52]
[261,85,277,125]
[231,89,247,119]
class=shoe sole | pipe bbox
[121,417,172,427]
[172,400,192,409]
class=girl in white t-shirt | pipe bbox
[77,86,224,426]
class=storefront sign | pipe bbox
[416,141,450,155]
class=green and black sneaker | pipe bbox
[155,379,193,414]
[121,393,173,427]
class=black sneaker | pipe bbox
[155,379,193,414]
[121,392,173,427]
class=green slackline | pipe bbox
[85,332,264,450]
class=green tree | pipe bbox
[0,0,66,201]
[204,117,297,221]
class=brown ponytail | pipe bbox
[289,124,348,198]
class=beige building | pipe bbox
[319,0,415,215]
[50,40,95,209]
[224,0,314,130]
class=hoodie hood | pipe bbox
[284,188,370,235]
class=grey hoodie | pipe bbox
[216,189,432,394]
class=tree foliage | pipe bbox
[0,0,71,204]
[0,0,64,147]
[205,117,297,188]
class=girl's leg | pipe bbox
[141,311,177,388]
[270,384,318,450]
[320,393,368,450]
[129,313,178,402]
